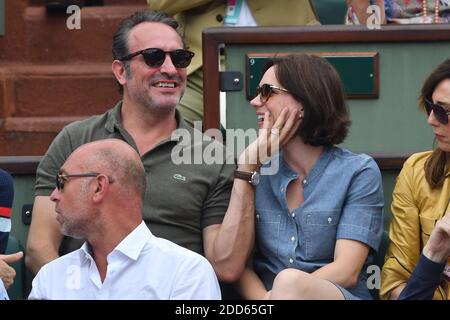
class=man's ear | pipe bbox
[112,60,127,86]
[92,175,110,203]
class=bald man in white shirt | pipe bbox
[28,139,220,300]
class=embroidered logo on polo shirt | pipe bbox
[173,174,186,182]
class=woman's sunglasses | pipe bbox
[424,98,450,125]
[255,84,289,103]
[119,48,194,69]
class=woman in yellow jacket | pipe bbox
[381,59,450,300]
[147,0,319,126]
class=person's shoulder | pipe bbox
[63,110,111,134]
[37,249,83,276]
[149,236,209,265]
[0,169,13,185]
[332,146,379,169]
[403,151,433,169]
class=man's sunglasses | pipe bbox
[255,84,290,103]
[119,48,195,69]
[424,98,450,125]
[56,172,114,191]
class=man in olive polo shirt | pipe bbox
[25,10,257,286]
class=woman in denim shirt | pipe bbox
[235,54,384,300]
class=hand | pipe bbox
[423,213,450,263]
[238,108,301,171]
[0,251,23,289]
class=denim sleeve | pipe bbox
[336,157,384,251]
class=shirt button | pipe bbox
[216,14,223,22]
[327,217,332,224]
[291,213,296,218]
[281,187,285,193]
[302,179,307,185]
[291,236,295,242]
[289,258,294,264]
[256,214,260,220]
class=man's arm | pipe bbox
[203,109,300,282]
[25,196,63,275]
[203,179,256,282]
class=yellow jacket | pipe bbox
[380,151,450,300]
[147,0,319,74]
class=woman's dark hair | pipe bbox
[419,59,450,189]
[268,54,350,147]
[112,10,181,94]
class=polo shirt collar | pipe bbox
[104,100,192,143]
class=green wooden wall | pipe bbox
[225,42,445,155]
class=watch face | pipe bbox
[251,171,260,186]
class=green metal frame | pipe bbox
[246,52,378,99]
[0,0,4,36]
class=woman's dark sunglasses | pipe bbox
[119,48,195,69]
[424,98,450,125]
[56,172,114,191]
[255,84,289,103]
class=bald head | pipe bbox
[66,139,146,201]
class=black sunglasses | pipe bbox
[119,48,194,69]
[56,172,114,191]
[424,98,450,125]
[255,84,289,103]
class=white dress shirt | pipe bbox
[0,279,8,300]
[28,222,221,300]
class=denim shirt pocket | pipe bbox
[304,210,340,261]
[255,209,282,257]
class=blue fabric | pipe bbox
[0,169,13,254]
[0,169,13,208]
[253,147,384,300]
[399,253,446,300]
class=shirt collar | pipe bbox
[104,100,192,143]
[79,221,152,262]
[279,146,334,182]
[113,221,152,261]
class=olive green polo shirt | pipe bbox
[35,101,235,255]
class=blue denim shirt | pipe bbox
[253,147,384,299]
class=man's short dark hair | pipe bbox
[112,10,181,94]
[269,54,350,147]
